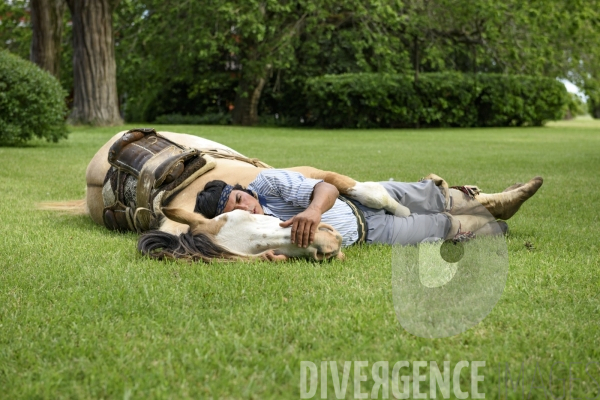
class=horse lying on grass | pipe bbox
[41,130,541,262]
[43,130,409,261]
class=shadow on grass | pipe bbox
[0,137,71,148]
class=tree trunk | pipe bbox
[232,75,267,126]
[30,0,66,78]
[66,0,123,125]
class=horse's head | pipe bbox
[162,208,344,261]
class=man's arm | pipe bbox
[279,181,339,248]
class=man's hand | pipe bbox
[280,206,322,248]
[279,181,339,248]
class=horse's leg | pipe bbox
[473,220,509,237]
[445,213,497,240]
[449,177,543,220]
[287,167,411,217]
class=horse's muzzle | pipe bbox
[311,223,344,261]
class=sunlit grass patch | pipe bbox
[1,122,599,399]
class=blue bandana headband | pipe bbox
[215,184,233,216]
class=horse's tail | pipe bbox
[36,199,88,215]
[137,230,241,262]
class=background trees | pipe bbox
[66,0,122,125]
[0,0,31,58]
[29,0,65,78]
[1,0,599,126]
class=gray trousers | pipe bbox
[353,180,452,245]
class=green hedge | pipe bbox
[0,50,68,144]
[154,113,231,125]
[304,72,568,128]
[476,74,568,126]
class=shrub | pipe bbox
[415,72,478,127]
[305,73,418,128]
[154,113,231,125]
[304,72,568,128]
[0,50,68,144]
[476,74,567,126]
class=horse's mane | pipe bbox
[137,230,240,262]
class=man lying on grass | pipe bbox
[194,169,543,261]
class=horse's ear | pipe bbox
[162,207,207,231]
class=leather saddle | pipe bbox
[102,128,214,232]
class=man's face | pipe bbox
[223,190,264,215]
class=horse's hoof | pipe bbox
[391,204,411,217]
[497,221,509,236]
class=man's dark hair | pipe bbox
[194,180,246,218]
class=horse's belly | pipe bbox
[158,132,243,156]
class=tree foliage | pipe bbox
[0,0,31,59]
[112,0,600,123]
[2,0,600,124]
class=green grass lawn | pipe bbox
[1,122,599,399]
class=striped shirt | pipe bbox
[248,170,359,246]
